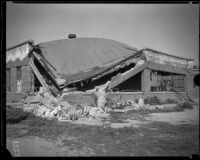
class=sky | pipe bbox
[6,3,199,66]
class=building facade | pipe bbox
[6,38,198,103]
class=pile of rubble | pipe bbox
[23,93,110,121]
[22,82,112,121]
[111,98,179,113]
[22,81,179,122]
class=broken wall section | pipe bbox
[112,72,142,92]
[143,48,194,69]
[68,63,137,92]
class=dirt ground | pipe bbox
[6,104,199,157]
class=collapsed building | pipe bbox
[6,36,199,106]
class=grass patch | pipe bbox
[177,101,193,110]
[6,106,31,124]
[144,96,162,105]
[144,96,178,105]
[164,98,177,104]
[11,100,18,103]
[6,103,198,156]
[7,114,199,156]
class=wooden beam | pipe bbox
[29,60,49,93]
[32,52,62,91]
[147,62,188,75]
[108,62,148,89]
[32,52,57,78]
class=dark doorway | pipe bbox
[113,72,142,92]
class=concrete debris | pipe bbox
[103,121,111,128]
[135,59,145,67]
[60,101,72,110]
[88,107,98,118]
[22,88,179,124]
[22,90,111,121]
[23,94,43,104]
[112,98,178,113]
[138,98,144,107]
[94,81,110,111]
[56,78,66,85]
[23,104,40,112]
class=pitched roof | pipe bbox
[37,38,138,82]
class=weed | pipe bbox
[177,101,193,110]
[164,98,177,104]
[11,100,18,103]
[6,107,30,124]
[144,96,162,105]
[134,99,139,103]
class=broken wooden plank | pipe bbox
[29,60,49,93]
[32,52,62,91]
[108,62,148,89]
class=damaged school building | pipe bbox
[6,35,199,106]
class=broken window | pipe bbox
[150,70,185,92]
[172,75,185,92]
[6,68,11,92]
[16,66,22,80]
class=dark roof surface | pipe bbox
[37,38,138,82]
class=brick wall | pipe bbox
[7,90,193,105]
[21,65,33,93]
[62,92,96,106]
[10,68,17,92]
[141,69,150,92]
[6,65,33,103]
[62,91,188,106]
[107,92,187,103]
[6,92,26,103]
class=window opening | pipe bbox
[16,66,22,93]
[6,68,11,92]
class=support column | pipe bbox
[185,72,194,97]
[142,68,150,93]
[11,68,17,92]
[21,65,32,93]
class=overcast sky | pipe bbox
[6,3,199,66]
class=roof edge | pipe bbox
[7,39,34,51]
[142,47,194,61]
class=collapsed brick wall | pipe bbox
[10,67,17,92]
[61,91,189,106]
[6,93,26,103]
[108,92,188,103]
[21,65,34,93]
[62,92,96,106]
[141,69,150,92]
